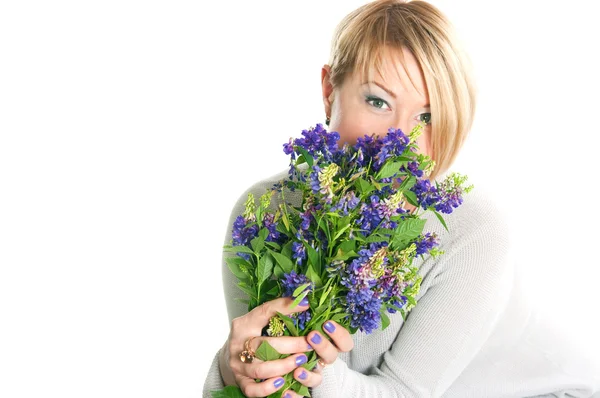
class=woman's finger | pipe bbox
[321,320,354,352]
[248,335,314,356]
[234,296,310,336]
[236,353,309,380]
[307,330,338,365]
[237,375,287,398]
[281,389,304,398]
[293,366,323,388]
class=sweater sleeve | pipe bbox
[311,193,516,398]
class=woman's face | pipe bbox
[321,46,432,158]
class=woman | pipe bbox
[203,1,600,397]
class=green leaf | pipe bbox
[259,227,269,240]
[331,249,357,262]
[296,147,314,167]
[305,244,320,274]
[223,245,255,255]
[265,282,279,296]
[250,235,265,253]
[403,190,419,207]
[356,178,374,196]
[265,241,281,250]
[318,285,333,307]
[305,264,323,288]
[225,257,250,280]
[332,224,351,242]
[339,239,355,253]
[376,161,404,179]
[366,234,388,243]
[331,312,348,323]
[380,311,390,331]
[236,282,256,300]
[296,385,310,397]
[274,264,285,279]
[281,241,293,258]
[394,218,427,242]
[407,295,417,306]
[255,340,286,361]
[277,312,299,336]
[291,289,309,309]
[257,254,274,285]
[292,282,311,298]
[433,210,449,232]
[210,385,246,398]
[398,175,416,191]
[271,251,294,273]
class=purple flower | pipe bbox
[331,191,360,215]
[281,270,314,298]
[262,213,285,244]
[231,215,259,260]
[414,232,440,256]
[354,135,382,168]
[344,287,382,334]
[292,242,307,266]
[294,310,312,331]
[373,128,410,171]
[401,161,424,178]
[283,123,340,162]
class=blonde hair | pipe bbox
[327,0,477,181]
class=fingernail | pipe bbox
[284,394,291,398]
[299,297,309,306]
[307,344,313,350]
[274,378,285,388]
[310,333,322,344]
[295,354,307,366]
[299,370,308,380]
[324,321,336,333]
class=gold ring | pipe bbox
[317,358,329,368]
[239,337,257,364]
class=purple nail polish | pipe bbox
[295,354,307,366]
[299,370,308,380]
[310,333,322,344]
[274,378,285,388]
[324,321,336,333]
[299,297,309,306]
[284,394,291,398]
[307,344,313,350]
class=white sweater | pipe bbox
[203,168,600,398]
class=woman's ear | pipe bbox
[321,65,335,116]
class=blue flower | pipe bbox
[284,123,340,163]
[231,215,259,260]
[354,135,383,168]
[281,270,314,297]
[292,242,307,266]
[294,310,312,331]
[373,128,410,171]
[344,287,382,334]
[414,232,440,256]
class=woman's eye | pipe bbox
[365,96,390,110]
[419,112,432,125]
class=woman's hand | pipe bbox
[284,320,354,397]
[219,297,313,397]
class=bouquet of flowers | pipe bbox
[212,122,473,398]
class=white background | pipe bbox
[1,1,599,397]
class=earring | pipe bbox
[325,115,330,126]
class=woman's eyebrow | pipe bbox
[362,81,430,107]
[363,80,397,99]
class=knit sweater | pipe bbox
[203,168,600,398]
